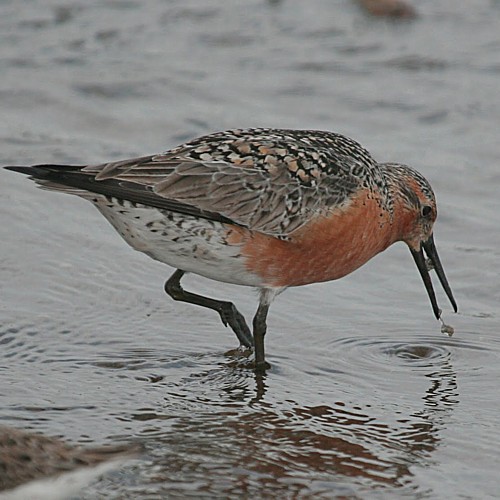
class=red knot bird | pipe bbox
[5,128,457,371]
[0,425,140,499]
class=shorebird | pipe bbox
[5,128,457,370]
[0,425,140,499]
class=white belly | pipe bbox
[91,197,263,287]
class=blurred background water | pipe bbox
[1,0,499,497]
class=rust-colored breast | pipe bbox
[228,190,399,287]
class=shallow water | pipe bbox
[1,0,499,497]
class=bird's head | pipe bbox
[383,163,458,320]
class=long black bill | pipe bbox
[410,234,458,320]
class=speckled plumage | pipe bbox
[4,128,457,369]
[0,425,140,494]
[82,128,393,237]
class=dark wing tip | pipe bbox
[4,165,37,175]
[4,164,84,178]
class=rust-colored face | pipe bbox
[399,178,457,320]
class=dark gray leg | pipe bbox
[164,269,253,348]
[252,301,271,372]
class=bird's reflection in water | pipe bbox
[129,351,458,497]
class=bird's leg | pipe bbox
[252,288,281,372]
[164,269,253,349]
[252,302,270,372]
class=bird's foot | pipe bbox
[253,359,271,372]
[218,302,254,348]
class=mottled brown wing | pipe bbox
[83,151,363,237]
[153,158,316,236]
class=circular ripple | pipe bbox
[381,342,450,366]
[303,334,464,401]
[327,334,454,372]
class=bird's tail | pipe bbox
[4,164,98,196]
[5,164,83,177]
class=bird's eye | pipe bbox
[421,205,432,217]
